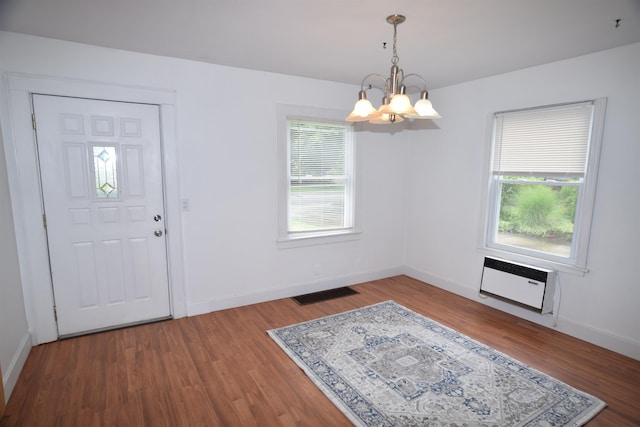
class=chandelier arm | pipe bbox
[397,68,406,93]
[359,73,389,93]
[401,73,427,92]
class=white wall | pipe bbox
[0,32,407,324]
[0,123,30,402]
[0,29,637,395]
[405,42,640,359]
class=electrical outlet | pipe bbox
[181,198,190,212]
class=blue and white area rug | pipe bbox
[268,301,606,426]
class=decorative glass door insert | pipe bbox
[92,145,119,199]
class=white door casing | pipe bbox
[32,94,172,336]
[2,74,186,344]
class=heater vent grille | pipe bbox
[480,257,556,314]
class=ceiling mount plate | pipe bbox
[386,14,406,25]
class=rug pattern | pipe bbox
[268,301,605,426]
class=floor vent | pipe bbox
[292,287,359,305]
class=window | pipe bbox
[484,99,606,271]
[277,105,358,246]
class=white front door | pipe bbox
[33,94,171,337]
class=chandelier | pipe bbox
[346,14,441,124]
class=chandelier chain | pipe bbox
[391,22,399,65]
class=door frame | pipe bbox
[1,73,187,344]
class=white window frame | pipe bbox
[479,99,607,274]
[277,105,361,248]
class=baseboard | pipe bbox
[187,266,405,316]
[0,364,4,415]
[2,331,31,403]
[555,316,640,361]
[402,265,640,361]
[184,264,639,360]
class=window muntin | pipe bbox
[286,119,355,236]
[485,100,604,269]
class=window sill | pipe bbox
[278,230,362,249]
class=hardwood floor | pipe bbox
[2,275,639,426]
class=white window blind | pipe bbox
[492,102,594,177]
[287,119,354,233]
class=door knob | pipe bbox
[154,230,163,237]
[154,214,162,221]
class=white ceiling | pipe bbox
[1,0,639,90]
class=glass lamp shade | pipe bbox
[346,98,380,122]
[410,98,441,119]
[379,93,417,116]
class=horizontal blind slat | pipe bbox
[288,119,353,233]
[493,102,593,176]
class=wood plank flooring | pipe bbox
[1,275,639,426]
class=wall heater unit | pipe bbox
[480,257,556,314]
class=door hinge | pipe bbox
[32,114,37,130]
[53,306,58,321]
[43,213,47,229]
